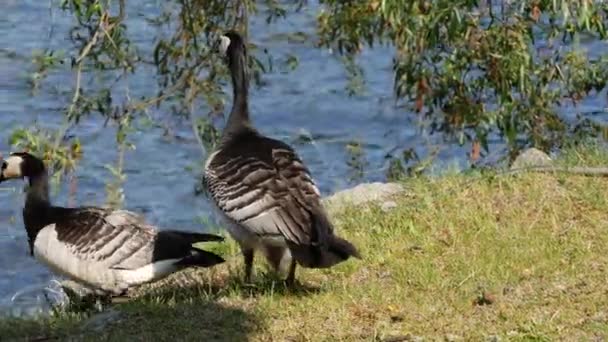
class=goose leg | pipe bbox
[243,248,254,283]
[285,259,297,286]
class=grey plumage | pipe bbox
[203,30,360,284]
[0,152,224,295]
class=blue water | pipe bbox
[0,0,607,316]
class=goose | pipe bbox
[0,152,225,295]
[202,31,360,285]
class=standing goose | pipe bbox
[203,31,360,285]
[0,152,225,295]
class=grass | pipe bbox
[2,145,608,341]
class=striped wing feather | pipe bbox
[53,208,174,270]
[205,132,330,247]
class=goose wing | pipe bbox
[205,132,330,247]
[49,207,189,270]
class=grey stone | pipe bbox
[380,201,398,212]
[445,334,462,342]
[80,308,124,332]
[61,280,97,298]
[510,148,552,170]
[322,182,405,212]
[382,334,423,342]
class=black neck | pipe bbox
[222,46,253,140]
[23,172,53,254]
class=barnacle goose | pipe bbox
[0,152,225,295]
[202,31,360,285]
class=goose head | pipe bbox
[218,30,247,64]
[0,152,45,183]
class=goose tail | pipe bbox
[164,230,225,267]
[177,247,225,267]
[170,231,224,244]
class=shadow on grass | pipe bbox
[135,270,322,302]
[0,298,263,342]
[0,268,323,341]
[102,299,262,341]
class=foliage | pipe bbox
[9,0,303,202]
[8,0,608,192]
[345,140,368,181]
[317,0,608,162]
[9,127,82,188]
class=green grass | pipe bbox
[2,145,608,341]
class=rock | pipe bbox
[445,334,462,341]
[510,148,552,170]
[473,291,496,306]
[323,182,405,212]
[61,280,97,298]
[381,201,398,212]
[390,313,405,323]
[80,308,124,332]
[382,334,423,342]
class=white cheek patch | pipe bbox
[3,155,23,178]
[219,35,231,54]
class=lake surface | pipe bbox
[0,0,607,317]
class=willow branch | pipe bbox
[74,13,107,65]
[122,72,190,113]
[185,75,208,157]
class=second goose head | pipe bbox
[218,30,247,66]
[217,30,252,135]
[0,152,45,183]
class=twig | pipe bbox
[100,13,130,69]
[47,0,55,45]
[117,0,126,21]
[186,75,208,158]
[501,165,608,177]
[456,271,476,288]
[74,13,107,65]
[49,62,81,165]
[51,12,109,158]
[106,66,133,209]
[123,71,190,114]
[240,0,250,39]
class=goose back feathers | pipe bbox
[1,152,225,294]
[32,207,223,293]
[205,130,359,268]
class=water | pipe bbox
[0,0,607,317]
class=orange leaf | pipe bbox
[417,78,429,94]
[531,5,541,22]
[369,0,380,11]
[415,95,424,112]
[414,78,429,112]
[470,140,481,162]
